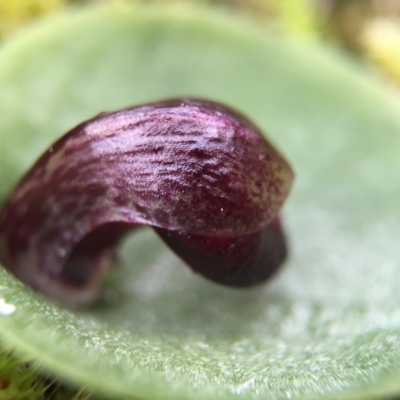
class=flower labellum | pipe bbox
[0,99,294,306]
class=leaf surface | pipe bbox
[1,5,400,400]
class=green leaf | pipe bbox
[1,4,400,400]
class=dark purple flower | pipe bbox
[0,99,294,306]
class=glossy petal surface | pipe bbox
[0,98,293,303]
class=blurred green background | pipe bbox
[2,0,400,82]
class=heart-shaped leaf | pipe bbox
[1,5,400,400]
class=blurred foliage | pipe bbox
[321,0,400,85]
[2,0,400,84]
[321,0,400,50]
[1,0,400,55]
[0,346,93,399]
[0,0,66,38]
[363,19,400,84]
[0,0,320,39]
[0,348,47,400]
